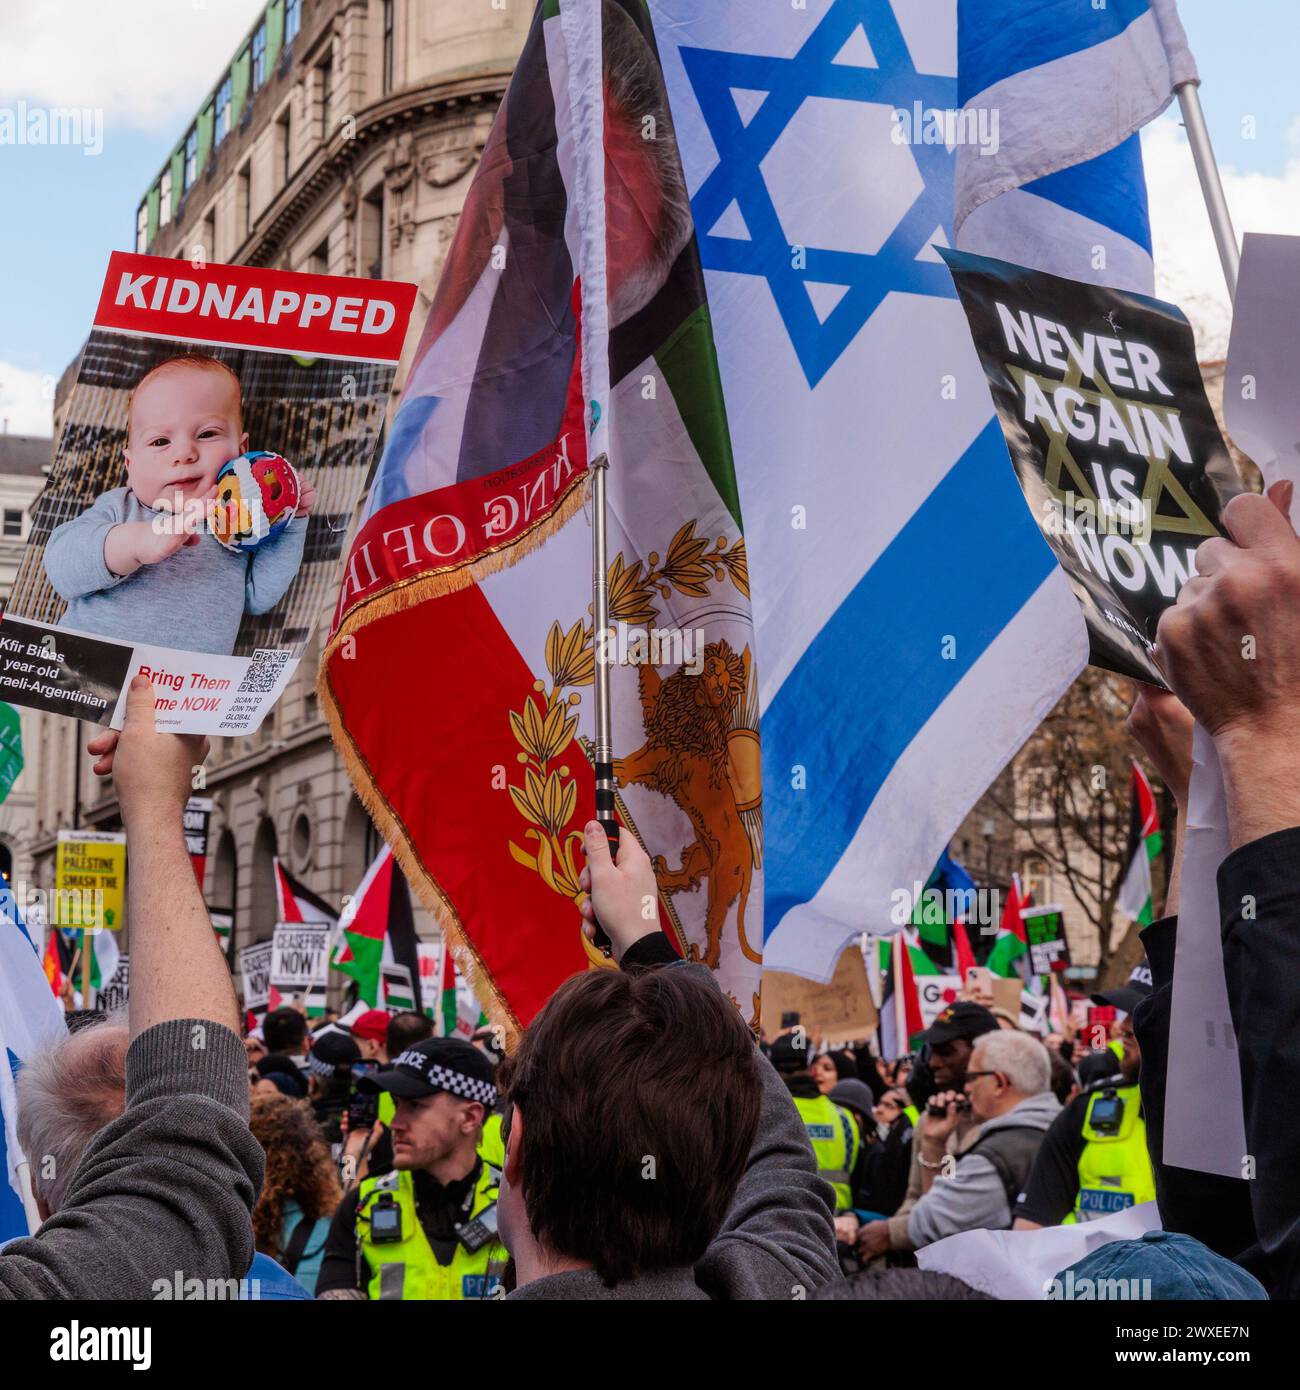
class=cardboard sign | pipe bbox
[1022,905,1070,976]
[0,252,414,734]
[55,829,126,930]
[761,943,878,1044]
[990,975,1025,1019]
[239,940,274,1014]
[271,923,331,992]
[941,248,1237,683]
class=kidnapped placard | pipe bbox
[941,248,1238,684]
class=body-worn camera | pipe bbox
[1089,1090,1125,1136]
[457,1203,499,1254]
[369,1193,403,1244]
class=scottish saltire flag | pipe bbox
[1,890,66,1238]
[648,0,1191,981]
[323,0,764,1030]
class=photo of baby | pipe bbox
[43,354,316,658]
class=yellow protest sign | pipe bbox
[55,830,127,931]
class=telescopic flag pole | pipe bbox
[590,451,618,955]
[1174,79,1239,297]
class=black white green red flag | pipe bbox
[333,846,423,1013]
[1116,761,1162,927]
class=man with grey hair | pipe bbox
[906,1029,1061,1250]
[15,1021,128,1222]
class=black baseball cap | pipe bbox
[918,1002,1000,1048]
[356,1038,498,1107]
[1090,960,1154,1016]
[768,1031,814,1073]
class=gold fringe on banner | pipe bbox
[317,479,589,1048]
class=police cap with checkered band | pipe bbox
[356,1037,497,1108]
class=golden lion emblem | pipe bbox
[614,639,762,970]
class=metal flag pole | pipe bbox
[1174,80,1239,297]
[589,451,618,955]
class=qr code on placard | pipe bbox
[237,649,293,694]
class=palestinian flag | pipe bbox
[1116,762,1162,927]
[332,846,423,1013]
[912,849,977,970]
[439,940,484,1041]
[877,932,926,1060]
[319,0,760,1035]
[987,873,1030,979]
[87,928,119,999]
[273,858,337,927]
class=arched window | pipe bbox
[1022,857,1052,906]
[251,818,279,944]
[211,828,237,912]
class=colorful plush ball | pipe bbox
[209,451,301,552]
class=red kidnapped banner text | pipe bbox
[94,252,417,364]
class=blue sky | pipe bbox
[0,0,1295,429]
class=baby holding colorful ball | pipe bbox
[45,354,315,657]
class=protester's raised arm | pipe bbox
[88,676,240,1037]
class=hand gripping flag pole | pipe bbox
[589,451,618,956]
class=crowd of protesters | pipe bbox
[1,485,1299,1301]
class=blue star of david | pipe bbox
[682,0,958,387]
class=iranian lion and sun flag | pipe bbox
[322,0,762,1034]
[321,0,1192,1036]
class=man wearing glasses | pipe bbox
[905,1030,1061,1250]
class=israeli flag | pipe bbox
[1,890,66,1238]
[649,0,1194,979]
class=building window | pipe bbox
[252,22,268,88]
[215,74,233,144]
[286,0,301,45]
[184,127,198,190]
[1023,858,1052,906]
[276,109,291,188]
[307,237,329,276]
[237,162,251,240]
[318,57,333,140]
[3,511,22,538]
[136,203,149,253]
[201,209,216,263]
[159,169,172,225]
[361,184,383,278]
[382,0,395,93]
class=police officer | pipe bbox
[315,1039,508,1300]
[768,1032,860,1214]
[1013,961,1156,1228]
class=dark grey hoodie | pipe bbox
[0,1020,262,1299]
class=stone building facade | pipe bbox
[22,0,532,975]
[0,433,51,889]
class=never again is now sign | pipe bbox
[941,248,1239,684]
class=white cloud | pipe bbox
[0,0,267,130]
[0,361,55,437]
[1143,114,1300,360]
